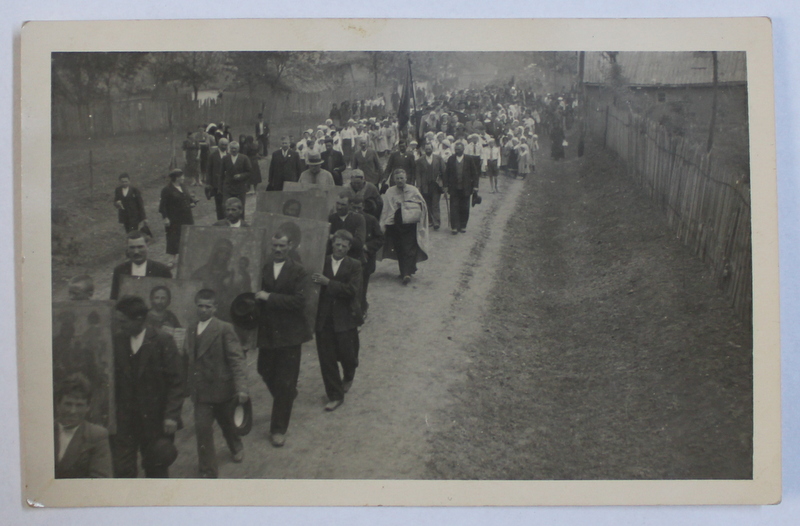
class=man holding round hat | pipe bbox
[298,153,335,186]
[253,229,312,447]
[185,289,249,477]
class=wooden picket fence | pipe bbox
[593,104,752,323]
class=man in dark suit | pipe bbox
[352,137,382,186]
[311,230,363,411]
[255,228,312,447]
[267,136,303,191]
[351,197,384,317]
[207,137,229,220]
[383,139,416,187]
[110,230,172,300]
[255,113,270,156]
[222,141,252,216]
[327,194,366,262]
[321,137,346,186]
[415,142,446,230]
[443,141,481,234]
[185,289,249,478]
[113,173,148,233]
[111,295,184,478]
[54,373,112,478]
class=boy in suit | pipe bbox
[311,230,363,411]
[186,289,249,478]
[54,372,112,478]
[113,173,148,233]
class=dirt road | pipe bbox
[163,173,525,478]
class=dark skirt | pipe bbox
[385,223,419,277]
[165,224,183,255]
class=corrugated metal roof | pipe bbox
[583,51,747,86]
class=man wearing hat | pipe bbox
[185,289,249,477]
[321,137,346,186]
[341,169,382,220]
[254,229,313,447]
[298,153,335,186]
[111,295,184,478]
[443,141,481,235]
[268,136,303,192]
[383,139,416,187]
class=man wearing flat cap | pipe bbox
[298,153,335,186]
[111,295,184,478]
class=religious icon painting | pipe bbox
[256,190,332,223]
[52,300,116,433]
[118,276,205,347]
[250,212,331,334]
[176,226,266,322]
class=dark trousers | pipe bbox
[386,223,418,277]
[194,397,242,478]
[122,217,140,233]
[361,256,375,313]
[422,187,442,228]
[448,189,471,231]
[315,326,359,402]
[111,427,173,478]
[213,191,225,220]
[258,136,269,157]
[257,345,301,435]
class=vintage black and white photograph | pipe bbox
[19,18,779,507]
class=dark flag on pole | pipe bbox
[397,58,413,131]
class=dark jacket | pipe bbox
[114,186,146,226]
[327,212,366,262]
[185,317,248,404]
[208,148,227,192]
[384,150,416,185]
[222,154,253,196]
[110,259,172,300]
[362,212,385,264]
[54,421,112,478]
[342,182,383,220]
[267,148,303,191]
[415,154,446,195]
[315,256,363,333]
[444,154,481,192]
[113,327,184,439]
[212,219,250,227]
[352,148,382,185]
[257,258,312,349]
[158,184,195,226]
[321,149,346,185]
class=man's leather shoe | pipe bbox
[270,433,285,447]
[342,380,353,393]
[324,399,343,412]
[232,449,244,462]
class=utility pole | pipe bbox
[707,51,718,153]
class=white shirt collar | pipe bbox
[197,318,212,335]
[273,260,286,280]
[122,187,129,197]
[230,153,238,163]
[230,220,242,228]
[57,423,80,461]
[130,327,146,354]
[331,255,344,276]
[131,260,147,277]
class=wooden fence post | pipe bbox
[603,105,610,148]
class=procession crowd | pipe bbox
[54,82,578,479]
